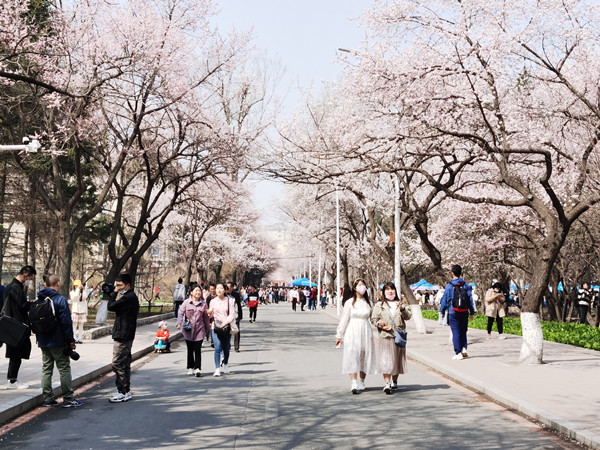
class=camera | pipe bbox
[101,282,115,295]
[63,346,80,361]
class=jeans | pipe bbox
[41,346,73,401]
[449,311,469,355]
[212,330,231,369]
[112,339,133,394]
[185,340,203,370]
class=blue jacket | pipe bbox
[35,288,75,348]
[439,278,475,316]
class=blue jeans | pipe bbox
[449,311,469,354]
[212,330,231,369]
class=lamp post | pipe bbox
[394,174,401,297]
[0,138,42,153]
[336,188,341,316]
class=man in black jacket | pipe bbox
[227,282,243,352]
[107,273,139,403]
[2,265,36,390]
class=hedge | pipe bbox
[419,309,600,351]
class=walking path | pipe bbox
[1,305,599,448]
[322,307,600,449]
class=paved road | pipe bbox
[0,304,578,449]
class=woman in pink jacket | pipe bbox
[210,283,236,377]
[177,285,211,377]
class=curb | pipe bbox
[407,347,600,449]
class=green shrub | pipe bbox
[418,308,600,351]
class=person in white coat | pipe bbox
[335,278,376,394]
[69,280,89,344]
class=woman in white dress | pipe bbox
[335,278,376,394]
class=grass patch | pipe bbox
[420,309,600,351]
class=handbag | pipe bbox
[388,308,407,347]
[0,314,30,347]
[182,316,192,331]
[394,329,408,348]
[230,320,239,335]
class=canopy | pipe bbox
[291,277,317,287]
[410,279,440,291]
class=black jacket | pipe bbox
[2,278,32,358]
[108,289,139,341]
[230,291,243,321]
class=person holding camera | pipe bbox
[35,274,83,408]
[107,273,139,403]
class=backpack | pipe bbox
[29,296,58,334]
[452,282,470,311]
[173,284,186,302]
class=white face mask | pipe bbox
[356,285,367,295]
[385,293,396,301]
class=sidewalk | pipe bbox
[0,313,181,425]
[324,306,600,449]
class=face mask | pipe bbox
[119,290,127,295]
[386,293,396,301]
[494,288,501,293]
[356,285,367,295]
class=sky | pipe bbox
[212,1,369,225]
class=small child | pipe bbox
[154,320,171,352]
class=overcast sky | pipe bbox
[213,1,369,224]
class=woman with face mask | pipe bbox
[335,278,376,394]
[370,282,412,394]
[484,282,507,339]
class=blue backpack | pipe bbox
[452,282,470,311]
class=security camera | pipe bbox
[22,136,30,145]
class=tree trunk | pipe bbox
[400,269,428,334]
[520,312,544,364]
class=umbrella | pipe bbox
[291,277,317,287]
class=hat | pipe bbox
[73,280,81,287]
[158,321,167,328]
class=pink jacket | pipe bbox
[177,298,211,341]
[211,295,236,329]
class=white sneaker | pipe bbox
[461,348,468,358]
[383,383,392,394]
[222,364,230,374]
[213,369,221,377]
[357,380,366,391]
[499,334,507,340]
[351,380,358,394]
[6,381,29,390]
[187,368,194,376]
[390,382,398,390]
[123,391,132,401]
[194,368,201,377]
[452,353,464,360]
[109,391,130,403]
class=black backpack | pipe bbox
[452,282,470,311]
[29,296,58,334]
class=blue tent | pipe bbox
[291,277,317,287]
[410,279,440,291]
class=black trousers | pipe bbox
[579,304,589,324]
[487,315,503,334]
[185,340,203,370]
[249,306,257,321]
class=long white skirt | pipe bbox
[342,317,376,374]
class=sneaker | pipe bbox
[187,368,194,376]
[383,383,392,394]
[62,399,83,408]
[452,353,464,360]
[357,380,366,391]
[194,369,201,378]
[6,381,29,390]
[487,334,492,339]
[109,392,130,403]
[499,334,507,340]
[391,382,398,390]
[213,369,221,377]
[223,364,230,374]
[351,380,358,394]
[43,399,59,407]
[461,348,468,358]
[123,392,132,401]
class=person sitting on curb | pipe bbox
[439,265,475,360]
[36,274,83,408]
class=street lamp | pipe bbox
[0,137,42,153]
